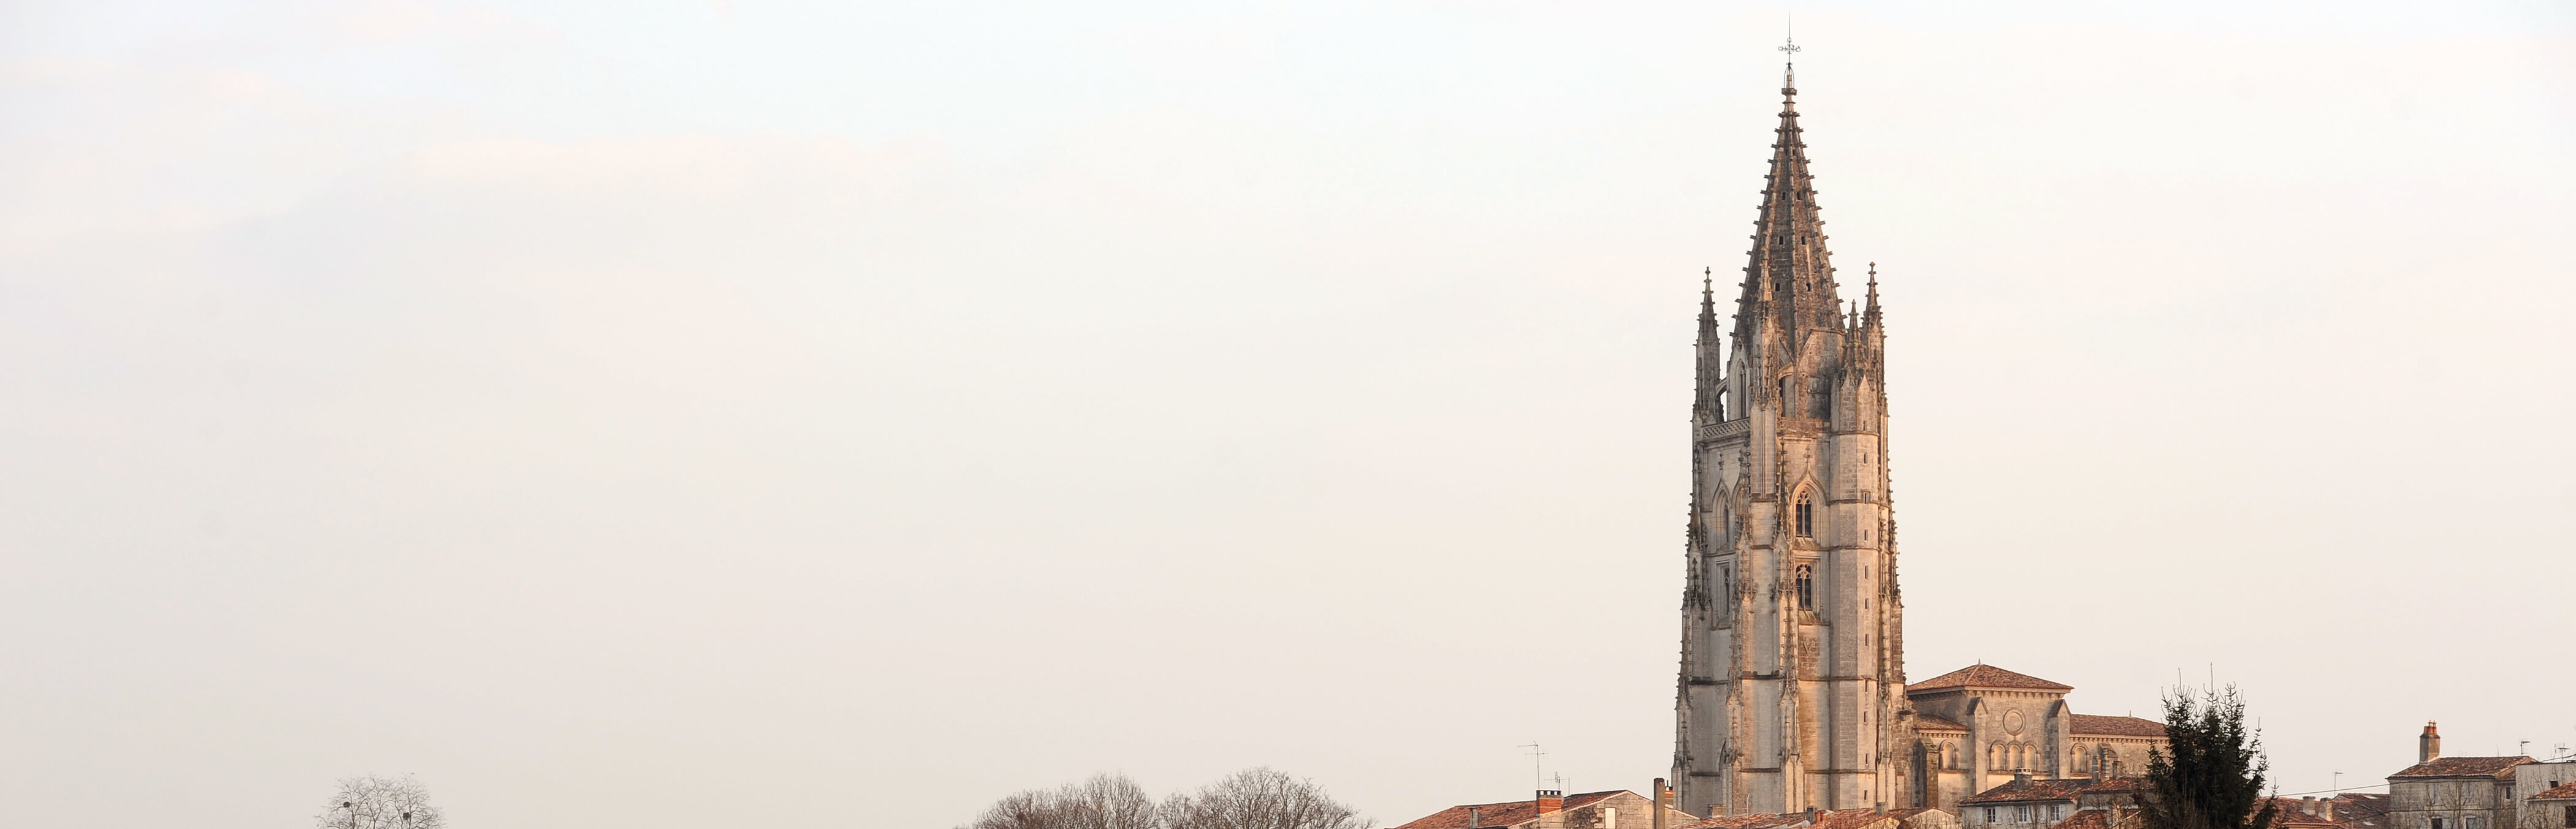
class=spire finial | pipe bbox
[1779,16,1801,86]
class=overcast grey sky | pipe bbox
[2,2,2571,827]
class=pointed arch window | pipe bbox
[1795,493,1814,537]
[1794,564,1813,610]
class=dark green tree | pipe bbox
[2138,684,2278,829]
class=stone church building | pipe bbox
[1668,63,2165,818]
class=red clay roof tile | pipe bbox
[1962,779,2097,804]
[1387,790,1631,829]
[2068,715,2166,738]
[2387,757,2529,780]
[1908,665,2074,692]
[2048,807,2141,829]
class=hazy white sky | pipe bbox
[2,2,2571,827]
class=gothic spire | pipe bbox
[1694,267,1724,421]
[1734,58,1843,344]
[1864,261,1882,327]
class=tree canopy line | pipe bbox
[316,774,446,829]
[961,767,1371,829]
[2139,683,2279,829]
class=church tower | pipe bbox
[1672,62,1910,817]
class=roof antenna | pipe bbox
[1520,743,1546,793]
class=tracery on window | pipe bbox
[1794,565,1813,610]
[1795,493,1814,537]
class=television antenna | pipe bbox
[1520,743,1547,793]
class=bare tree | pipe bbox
[316,774,446,829]
[962,772,1160,829]
[1160,767,1370,829]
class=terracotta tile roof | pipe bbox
[1909,665,2073,692]
[1388,790,1629,829]
[1810,809,1904,829]
[2080,777,2149,795]
[1676,807,1952,829]
[1677,812,1815,829]
[2068,715,2166,738]
[2387,757,2530,780]
[1915,714,1970,732]
[2532,782,2576,800]
[1963,779,2097,804]
[2049,807,2140,829]
[2257,797,2347,828]
[2330,793,2390,829]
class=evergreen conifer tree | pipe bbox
[2139,684,2278,829]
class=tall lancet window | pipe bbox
[1794,493,1814,537]
[1794,565,1813,610]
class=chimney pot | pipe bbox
[1539,790,1564,815]
[1469,807,1481,828]
[2422,722,2442,763]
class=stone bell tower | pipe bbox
[1671,61,1910,818]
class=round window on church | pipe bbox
[2003,710,2024,735]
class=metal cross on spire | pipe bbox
[1779,17,1801,66]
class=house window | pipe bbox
[2466,817,2481,829]
[1796,566,1814,609]
[1795,494,1815,537]
[2561,805,2573,828]
[2432,818,2445,829]
[2053,805,2066,822]
[2016,805,2032,823]
[1985,808,1998,824]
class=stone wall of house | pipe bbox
[2511,763,2576,829]
[2390,778,2519,829]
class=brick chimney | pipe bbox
[2318,799,2334,821]
[1653,779,1670,829]
[1806,806,1821,825]
[1539,790,1564,815]
[1468,807,1482,828]
[2422,722,2442,763]
[2015,771,2033,787]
